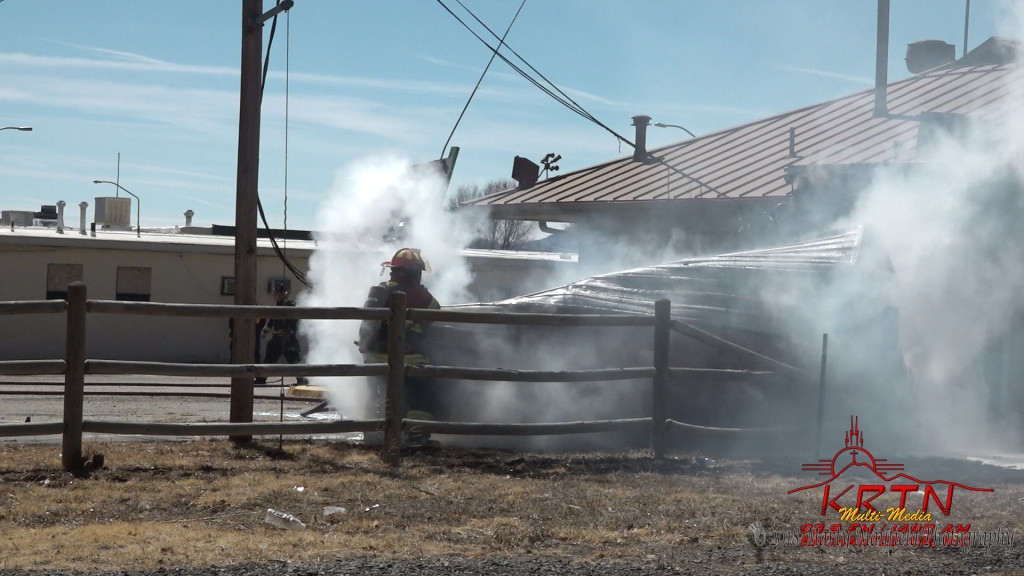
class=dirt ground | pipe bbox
[2,379,1024,575]
[0,438,1022,576]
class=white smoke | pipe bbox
[835,37,1024,455]
[294,9,1024,460]
[300,154,476,419]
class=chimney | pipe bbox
[632,115,651,162]
[56,200,66,234]
[184,209,195,227]
[79,202,88,235]
[874,0,890,118]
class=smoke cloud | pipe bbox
[837,126,1024,455]
[295,8,1024,462]
[300,154,475,419]
[821,10,1024,457]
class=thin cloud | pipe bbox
[0,73,237,134]
[0,47,577,112]
[780,64,874,86]
[57,41,183,66]
[413,52,629,109]
[0,51,237,77]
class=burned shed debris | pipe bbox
[421,226,909,452]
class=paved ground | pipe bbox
[0,374,346,445]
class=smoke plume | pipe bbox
[300,154,474,419]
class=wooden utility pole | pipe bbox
[229,0,264,438]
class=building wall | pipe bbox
[0,241,310,363]
[0,236,580,363]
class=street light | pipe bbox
[93,180,141,238]
[653,122,696,138]
[0,126,32,132]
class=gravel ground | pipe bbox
[3,549,1024,576]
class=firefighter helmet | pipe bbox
[382,247,426,271]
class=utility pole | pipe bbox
[230,0,296,440]
[229,0,265,438]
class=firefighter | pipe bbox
[357,248,441,446]
[358,248,440,363]
[261,285,307,385]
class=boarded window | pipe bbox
[46,263,83,300]
[116,266,151,302]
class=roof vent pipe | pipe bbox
[184,209,194,227]
[79,202,88,235]
[632,115,651,162]
[56,200,66,234]
[874,0,890,118]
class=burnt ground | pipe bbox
[0,442,1022,576]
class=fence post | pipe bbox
[651,298,671,458]
[63,281,87,472]
[383,291,407,467]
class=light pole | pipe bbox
[653,122,696,138]
[92,180,141,238]
[0,126,32,132]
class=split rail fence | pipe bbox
[0,282,812,471]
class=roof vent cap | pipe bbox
[906,39,956,73]
[631,115,652,163]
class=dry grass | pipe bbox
[1,439,1023,573]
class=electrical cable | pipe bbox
[283,9,290,272]
[437,0,633,147]
[436,0,733,199]
[258,0,310,288]
[439,0,526,159]
[452,2,613,128]
[279,5,291,445]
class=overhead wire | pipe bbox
[258,0,310,288]
[439,0,526,159]
[283,9,291,273]
[437,0,729,198]
[437,0,634,147]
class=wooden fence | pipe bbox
[0,282,813,471]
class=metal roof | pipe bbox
[447,227,882,349]
[491,227,866,320]
[463,49,1017,221]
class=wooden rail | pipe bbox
[406,417,654,437]
[81,419,382,437]
[0,281,812,471]
[85,360,387,378]
[0,360,67,375]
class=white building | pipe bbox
[0,222,315,363]
[0,207,577,363]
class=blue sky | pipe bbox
[0,1,1008,231]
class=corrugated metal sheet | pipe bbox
[470,227,869,331]
[463,57,1016,217]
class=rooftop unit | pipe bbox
[1,210,35,227]
[94,197,131,229]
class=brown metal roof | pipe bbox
[463,56,1016,221]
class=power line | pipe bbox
[437,1,728,198]
[259,0,309,288]
[437,0,635,149]
[440,0,526,159]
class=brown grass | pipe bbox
[1,439,1023,573]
